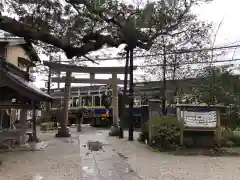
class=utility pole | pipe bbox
[57,55,60,89]
[119,48,130,139]
[128,48,134,141]
[162,36,167,115]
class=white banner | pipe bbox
[181,111,217,128]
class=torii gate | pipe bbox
[43,61,136,137]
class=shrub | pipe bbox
[151,116,180,150]
[40,122,57,131]
[222,129,240,147]
[37,115,51,125]
[221,112,240,130]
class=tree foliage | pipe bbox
[0,0,212,59]
[142,3,213,81]
[135,0,213,114]
[193,65,240,105]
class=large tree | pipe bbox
[140,0,213,114]
[0,0,211,59]
[0,0,213,138]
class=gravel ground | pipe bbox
[106,130,240,180]
[2,127,240,180]
[0,131,81,180]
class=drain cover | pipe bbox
[87,141,103,151]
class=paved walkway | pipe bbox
[106,130,240,180]
[79,127,142,180]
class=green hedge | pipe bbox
[139,116,180,150]
[40,122,57,131]
[222,129,240,147]
[151,116,180,150]
[221,115,240,130]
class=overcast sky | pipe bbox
[34,0,240,88]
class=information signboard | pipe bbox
[181,111,217,128]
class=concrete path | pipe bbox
[79,127,142,180]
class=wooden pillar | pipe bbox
[10,109,17,126]
[148,106,153,145]
[216,109,221,148]
[19,108,28,146]
[111,73,118,126]
[56,71,71,137]
[179,108,184,147]
[32,100,37,142]
[176,107,184,146]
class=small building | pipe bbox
[0,37,45,120]
[0,37,40,73]
[0,36,53,146]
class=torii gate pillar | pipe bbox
[56,71,71,137]
[109,73,120,136]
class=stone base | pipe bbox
[31,143,38,151]
[28,135,41,143]
[118,127,124,139]
[77,124,82,132]
[138,133,145,142]
[109,125,120,136]
[55,127,71,137]
[19,143,30,149]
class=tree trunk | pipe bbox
[32,101,37,142]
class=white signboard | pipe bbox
[181,111,217,128]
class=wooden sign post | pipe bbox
[176,104,223,148]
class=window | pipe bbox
[68,97,73,107]
[82,96,92,106]
[52,98,61,108]
[94,96,101,106]
[72,97,79,107]
[134,96,141,106]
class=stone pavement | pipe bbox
[79,127,142,180]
